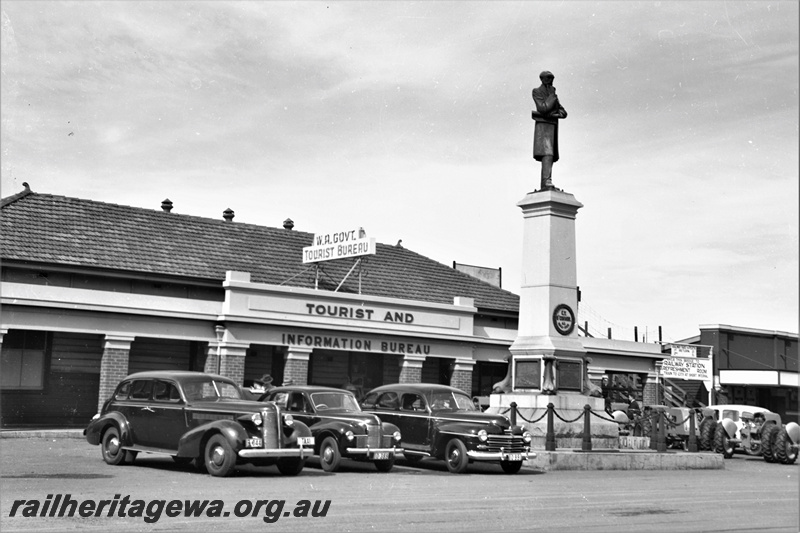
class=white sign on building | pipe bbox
[302,227,376,264]
[660,357,711,381]
[670,344,697,358]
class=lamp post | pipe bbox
[215,325,225,375]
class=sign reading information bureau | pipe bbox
[302,227,376,264]
[660,357,711,381]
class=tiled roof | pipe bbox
[1,190,520,313]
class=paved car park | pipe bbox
[1,436,797,533]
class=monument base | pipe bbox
[486,393,620,450]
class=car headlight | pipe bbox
[522,431,532,444]
[251,413,263,426]
[477,429,488,442]
[283,414,294,426]
[393,431,401,442]
[345,430,354,441]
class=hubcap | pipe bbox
[211,445,225,466]
[450,448,460,464]
[107,437,120,455]
[322,446,333,464]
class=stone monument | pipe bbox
[486,70,618,449]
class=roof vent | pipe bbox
[283,218,294,230]
[161,199,173,212]
[223,208,234,222]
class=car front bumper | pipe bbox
[238,446,313,459]
[345,446,403,456]
[466,450,537,461]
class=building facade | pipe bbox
[5,187,785,427]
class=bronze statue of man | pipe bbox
[532,70,567,190]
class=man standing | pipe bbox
[532,70,567,190]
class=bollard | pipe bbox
[510,402,517,426]
[657,409,667,453]
[649,410,658,450]
[582,404,592,451]
[688,411,698,453]
[546,403,556,451]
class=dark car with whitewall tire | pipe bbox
[260,386,403,472]
[360,383,535,474]
[84,371,315,477]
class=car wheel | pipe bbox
[714,424,734,459]
[277,458,305,476]
[205,434,236,477]
[101,427,128,466]
[500,461,523,474]
[699,417,716,451]
[444,439,469,474]
[319,436,341,473]
[761,424,779,463]
[374,457,395,473]
[774,428,798,465]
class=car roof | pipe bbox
[365,383,468,396]
[268,385,354,395]
[711,404,772,413]
[121,370,233,383]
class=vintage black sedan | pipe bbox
[361,383,535,474]
[260,386,402,472]
[84,371,314,477]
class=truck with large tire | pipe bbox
[705,404,798,464]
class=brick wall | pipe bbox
[398,365,421,384]
[98,347,129,411]
[284,358,308,386]
[221,353,246,385]
[450,368,472,395]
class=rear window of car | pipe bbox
[154,380,182,403]
[114,381,131,400]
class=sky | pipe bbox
[1,1,798,343]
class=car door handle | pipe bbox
[141,406,155,413]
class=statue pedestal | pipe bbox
[487,393,619,449]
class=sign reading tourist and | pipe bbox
[302,227,376,263]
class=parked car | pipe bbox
[360,383,535,474]
[260,385,402,472]
[702,404,780,459]
[84,371,315,477]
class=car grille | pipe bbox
[485,433,527,453]
[353,425,382,448]
[262,408,279,449]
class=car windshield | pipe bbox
[721,410,740,422]
[310,392,360,412]
[182,379,242,401]
[429,391,477,411]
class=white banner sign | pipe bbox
[660,357,711,381]
[302,228,376,263]
[670,344,697,358]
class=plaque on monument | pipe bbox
[515,359,541,389]
[557,360,582,391]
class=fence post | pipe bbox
[546,403,556,451]
[688,410,698,452]
[510,402,517,426]
[582,404,592,451]
[657,409,667,452]
[649,410,658,450]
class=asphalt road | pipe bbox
[1,438,797,533]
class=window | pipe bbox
[114,382,131,400]
[377,392,400,409]
[130,380,153,400]
[401,393,426,411]
[0,331,47,390]
[154,380,181,403]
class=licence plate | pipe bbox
[298,437,315,446]
[372,452,390,460]
[503,453,522,461]
[246,437,262,448]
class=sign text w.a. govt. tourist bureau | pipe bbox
[302,227,376,264]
